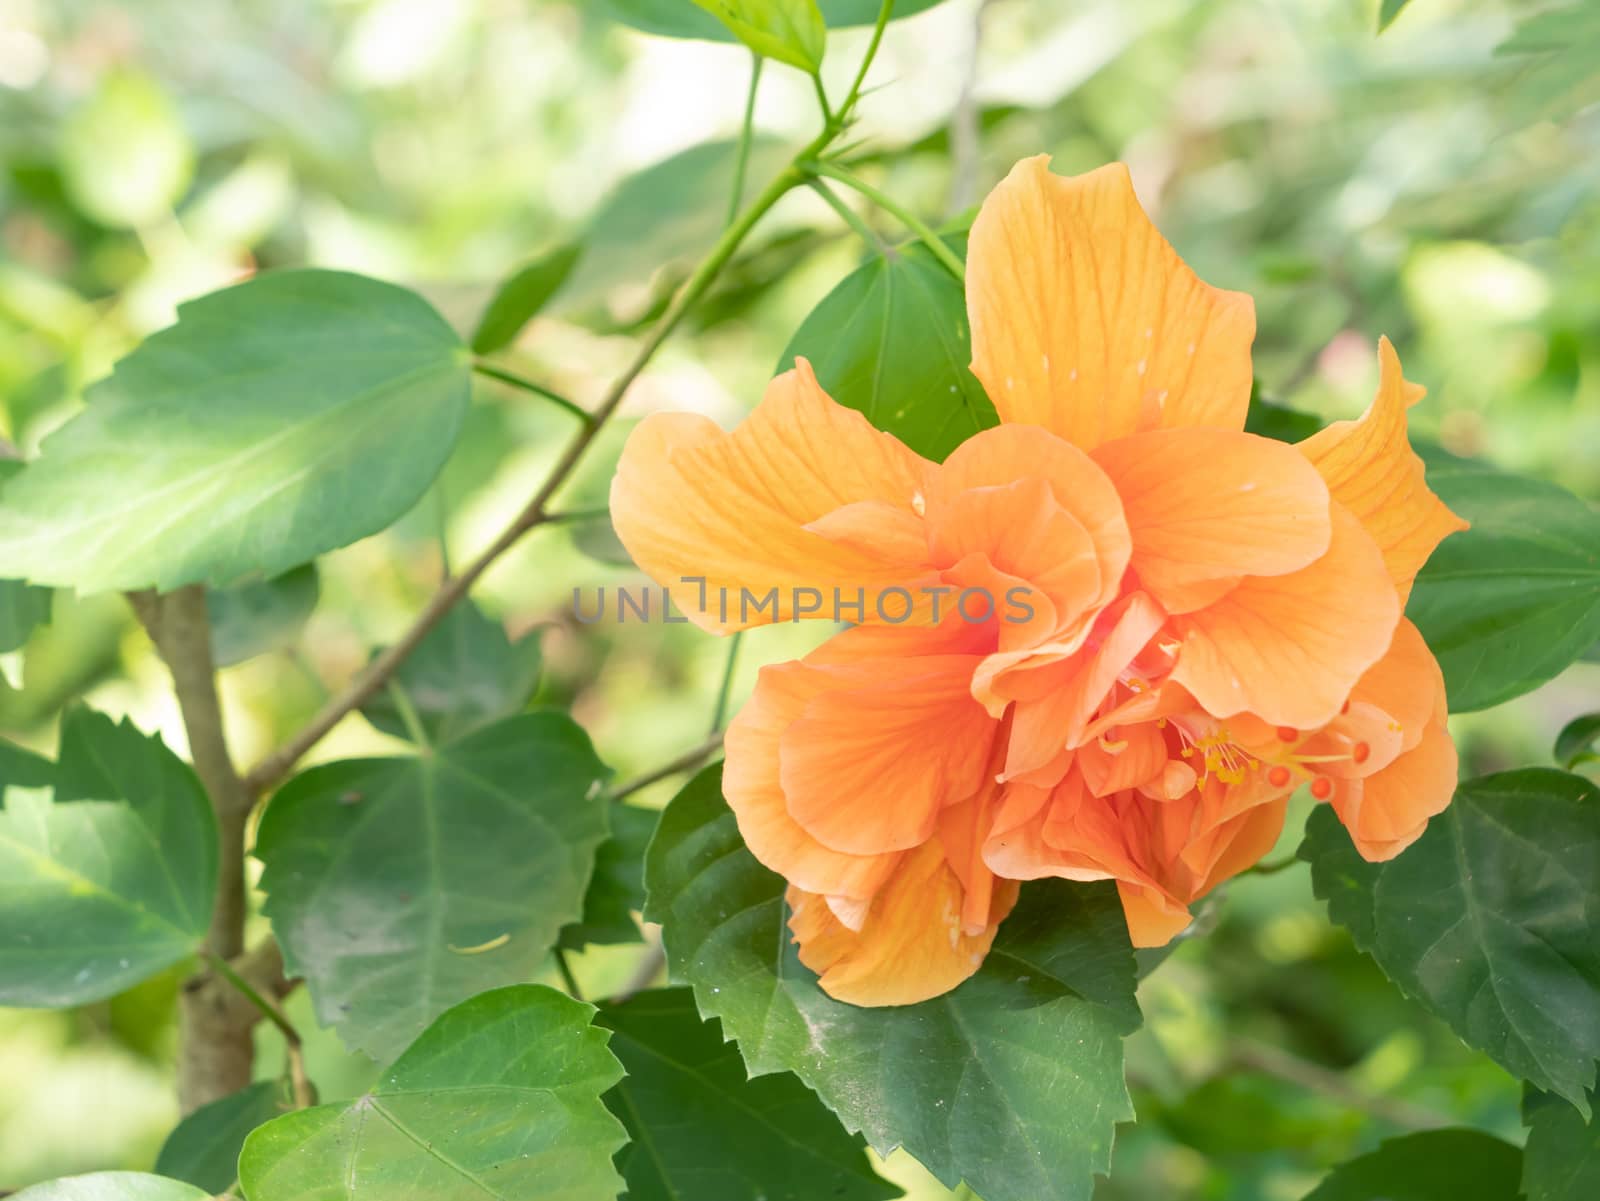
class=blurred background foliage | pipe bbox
[0,0,1595,1196]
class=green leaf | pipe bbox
[597,986,900,1201]
[644,765,1138,1201]
[0,739,54,796]
[0,709,216,1007]
[1299,769,1600,1113]
[1302,1129,1522,1200]
[0,579,51,653]
[238,985,627,1201]
[11,1173,210,1201]
[560,799,658,950]
[208,564,320,668]
[1523,1088,1600,1201]
[1495,2,1600,119]
[155,1081,291,1194]
[0,270,472,594]
[60,70,194,228]
[690,0,826,71]
[1408,448,1600,712]
[779,240,997,461]
[601,0,949,40]
[1243,394,1323,443]
[558,138,794,320]
[358,601,542,746]
[256,712,610,1059]
[471,243,581,355]
[1555,712,1600,769]
[1377,0,1413,32]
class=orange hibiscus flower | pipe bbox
[611,156,1467,1006]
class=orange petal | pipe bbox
[780,655,998,855]
[932,423,1131,609]
[724,661,903,901]
[1117,882,1195,947]
[787,841,1020,1006]
[1297,337,1469,604]
[1171,504,1400,728]
[1330,720,1457,861]
[1347,618,1445,747]
[611,359,933,631]
[1091,429,1332,615]
[966,156,1256,450]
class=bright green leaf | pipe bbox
[208,564,320,668]
[560,799,657,950]
[0,579,51,653]
[60,71,194,228]
[1555,712,1600,770]
[644,765,1138,1201]
[471,243,581,354]
[690,0,826,71]
[11,1173,210,1201]
[0,709,216,1007]
[598,986,899,1201]
[779,239,997,461]
[358,601,542,746]
[1523,1088,1600,1201]
[601,0,949,40]
[1495,2,1600,119]
[1302,1129,1522,1200]
[0,270,472,594]
[1408,448,1600,712]
[558,138,793,320]
[256,712,610,1059]
[1300,769,1600,1113]
[238,985,627,1201]
[155,1081,291,1194]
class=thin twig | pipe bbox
[611,732,724,802]
[709,633,743,733]
[728,53,764,228]
[809,179,891,254]
[205,952,313,1109]
[472,362,591,424]
[554,948,584,1000]
[1229,1039,1448,1131]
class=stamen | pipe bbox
[1098,734,1129,754]
[1276,725,1298,742]
[1352,741,1371,765]
[1267,765,1291,788]
[1310,776,1333,800]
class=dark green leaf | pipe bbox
[601,0,950,40]
[11,1173,210,1201]
[1523,1088,1600,1201]
[256,712,610,1059]
[1299,769,1600,1113]
[358,601,542,746]
[779,240,996,461]
[471,243,581,355]
[1302,1129,1522,1200]
[1408,448,1600,712]
[1555,712,1600,769]
[560,799,657,950]
[238,985,627,1201]
[0,579,51,652]
[1244,396,1323,443]
[0,270,472,593]
[598,986,899,1201]
[0,738,54,797]
[644,765,1138,1201]
[207,564,320,668]
[0,709,216,1006]
[1377,0,1413,33]
[558,138,794,320]
[155,1081,291,1194]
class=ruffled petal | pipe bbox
[966,156,1256,449]
[1092,429,1332,615]
[1330,720,1457,861]
[611,359,934,630]
[787,841,1020,1006]
[1297,337,1469,604]
[1170,505,1400,728]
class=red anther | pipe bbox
[1267,765,1292,788]
[1352,741,1371,765]
[1276,725,1298,742]
[1310,776,1333,800]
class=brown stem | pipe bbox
[131,586,257,1111]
